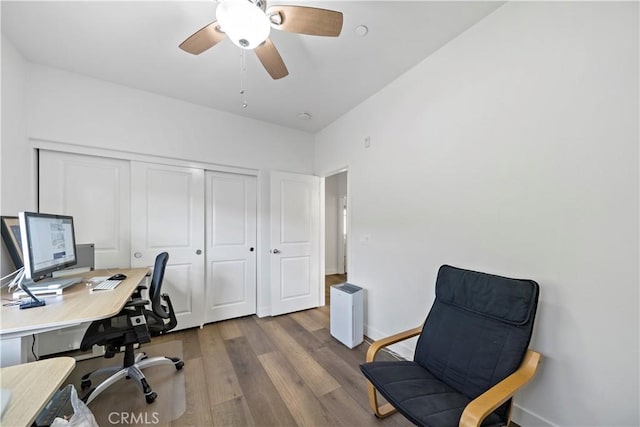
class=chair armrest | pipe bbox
[459,349,542,427]
[366,325,423,363]
[125,299,150,308]
[131,284,147,299]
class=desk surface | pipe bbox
[1,357,76,426]
[0,268,149,337]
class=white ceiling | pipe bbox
[1,1,503,133]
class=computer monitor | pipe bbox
[18,212,78,282]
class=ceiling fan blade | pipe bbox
[255,39,289,80]
[266,5,343,37]
[179,21,226,55]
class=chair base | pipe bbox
[81,352,184,405]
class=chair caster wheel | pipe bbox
[146,392,157,404]
[81,380,91,390]
[175,361,184,370]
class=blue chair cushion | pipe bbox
[360,265,539,426]
[360,360,504,427]
[415,266,538,406]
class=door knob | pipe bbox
[272,249,281,254]
[250,247,255,252]
[196,249,202,255]
[134,252,142,258]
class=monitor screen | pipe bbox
[18,212,78,281]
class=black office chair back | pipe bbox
[149,252,170,319]
[414,265,539,419]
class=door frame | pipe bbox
[320,166,350,305]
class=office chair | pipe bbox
[360,265,541,427]
[79,252,184,405]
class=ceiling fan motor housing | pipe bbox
[216,0,271,49]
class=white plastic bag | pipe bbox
[50,386,98,427]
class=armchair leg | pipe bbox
[367,381,397,418]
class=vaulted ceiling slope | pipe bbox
[1,1,503,132]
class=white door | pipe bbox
[38,150,130,355]
[270,171,321,315]
[204,172,257,323]
[39,150,131,269]
[130,161,205,330]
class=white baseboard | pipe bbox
[256,306,270,318]
[364,323,416,360]
[325,267,339,275]
[511,403,556,427]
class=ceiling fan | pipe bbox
[179,0,343,80]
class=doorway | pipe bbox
[324,170,348,304]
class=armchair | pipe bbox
[360,265,541,427]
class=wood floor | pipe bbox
[64,274,518,426]
[324,273,348,305]
[111,305,411,426]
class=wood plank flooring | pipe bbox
[145,306,412,426]
[325,273,348,305]
[62,274,519,426]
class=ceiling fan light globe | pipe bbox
[216,0,271,50]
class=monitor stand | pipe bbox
[14,269,46,309]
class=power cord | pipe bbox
[32,334,39,361]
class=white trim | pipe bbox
[31,138,258,177]
[320,166,350,279]
[319,178,326,307]
[256,170,267,317]
[511,403,557,427]
[364,322,416,360]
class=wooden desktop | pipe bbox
[0,357,76,426]
[0,268,150,367]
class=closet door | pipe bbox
[204,171,257,323]
[38,150,130,355]
[39,150,131,269]
[130,161,205,330]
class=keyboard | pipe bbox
[33,384,74,427]
[91,279,122,291]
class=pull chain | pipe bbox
[240,49,247,108]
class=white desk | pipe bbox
[0,268,149,367]
[0,357,76,426]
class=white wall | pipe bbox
[1,36,34,276]
[2,59,314,316]
[26,64,313,173]
[314,2,638,426]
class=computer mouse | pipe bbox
[109,273,127,281]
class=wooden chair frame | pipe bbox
[365,324,541,427]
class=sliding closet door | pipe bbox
[130,161,205,330]
[39,150,131,269]
[38,150,130,355]
[204,171,257,323]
